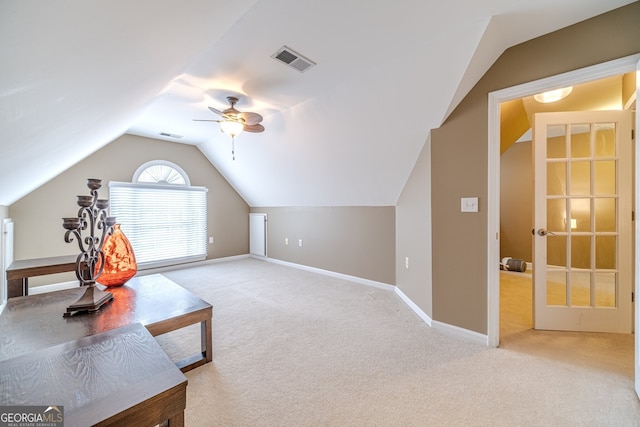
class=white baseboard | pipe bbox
[394,286,432,326]
[30,280,78,295]
[139,254,250,276]
[257,255,395,291]
[432,320,489,346]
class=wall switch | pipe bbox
[461,197,479,213]
[209,236,214,244]
[285,237,289,245]
[298,239,303,247]
[405,257,409,269]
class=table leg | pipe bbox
[201,318,212,363]
[167,411,185,427]
[7,278,27,298]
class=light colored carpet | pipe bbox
[155,258,640,426]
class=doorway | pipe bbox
[488,54,639,347]
[489,54,639,396]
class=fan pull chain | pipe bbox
[231,135,236,160]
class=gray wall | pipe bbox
[500,141,532,262]
[396,139,432,316]
[9,133,249,288]
[428,2,640,334]
[251,206,395,285]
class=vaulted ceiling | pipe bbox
[1,0,635,207]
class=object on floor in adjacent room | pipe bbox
[500,257,527,272]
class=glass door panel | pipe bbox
[594,272,616,308]
[570,271,591,307]
[594,123,616,157]
[594,161,616,194]
[570,198,591,232]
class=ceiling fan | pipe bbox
[194,96,265,160]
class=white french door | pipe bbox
[533,110,632,333]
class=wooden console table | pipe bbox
[0,274,213,373]
[6,254,77,298]
[0,323,187,426]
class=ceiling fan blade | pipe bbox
[239,111,263,125]
[243,123,265,133]
[208,106,224,116]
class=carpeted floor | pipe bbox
[155,258,640,426]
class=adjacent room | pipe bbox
[1,1,640,425]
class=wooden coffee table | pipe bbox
[0,274,212,373]
[0,323,187,427]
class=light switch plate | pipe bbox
[461,197,478,213]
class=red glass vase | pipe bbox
[97,224,137,287]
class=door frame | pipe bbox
[487,53,640,348]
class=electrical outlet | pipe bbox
[285,237,289,245]
[298,239,303,247]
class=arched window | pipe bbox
[109,161,207,268]
[133,160,190,185]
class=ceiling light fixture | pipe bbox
[533,86,573,103]
[219,118,244,160]
[220,119,244,137]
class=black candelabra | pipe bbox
[62,178,116,317]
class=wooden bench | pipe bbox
[6,254,77,298]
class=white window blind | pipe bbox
[109,181,207,269]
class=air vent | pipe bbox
[159,132,183,139]
[272,46,316,73]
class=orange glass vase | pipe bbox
[97,224,137,287]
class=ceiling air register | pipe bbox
[271,46,316,73]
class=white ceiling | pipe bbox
[1,0,634,207]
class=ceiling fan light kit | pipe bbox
[193,96,265,160]
[220,119,243,136]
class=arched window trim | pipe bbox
[132,160,191,186]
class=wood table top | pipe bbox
[0,274,212,362]
[0,323,187,427]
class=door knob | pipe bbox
[537,228,555,236]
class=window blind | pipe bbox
[109,181,207,269]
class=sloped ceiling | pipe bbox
[0,0,635,207]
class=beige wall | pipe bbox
[396,139,432,316]
[429,2,640,334]
[9,134,249,287]
[500,141,533,262]
[250,206,395,285]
